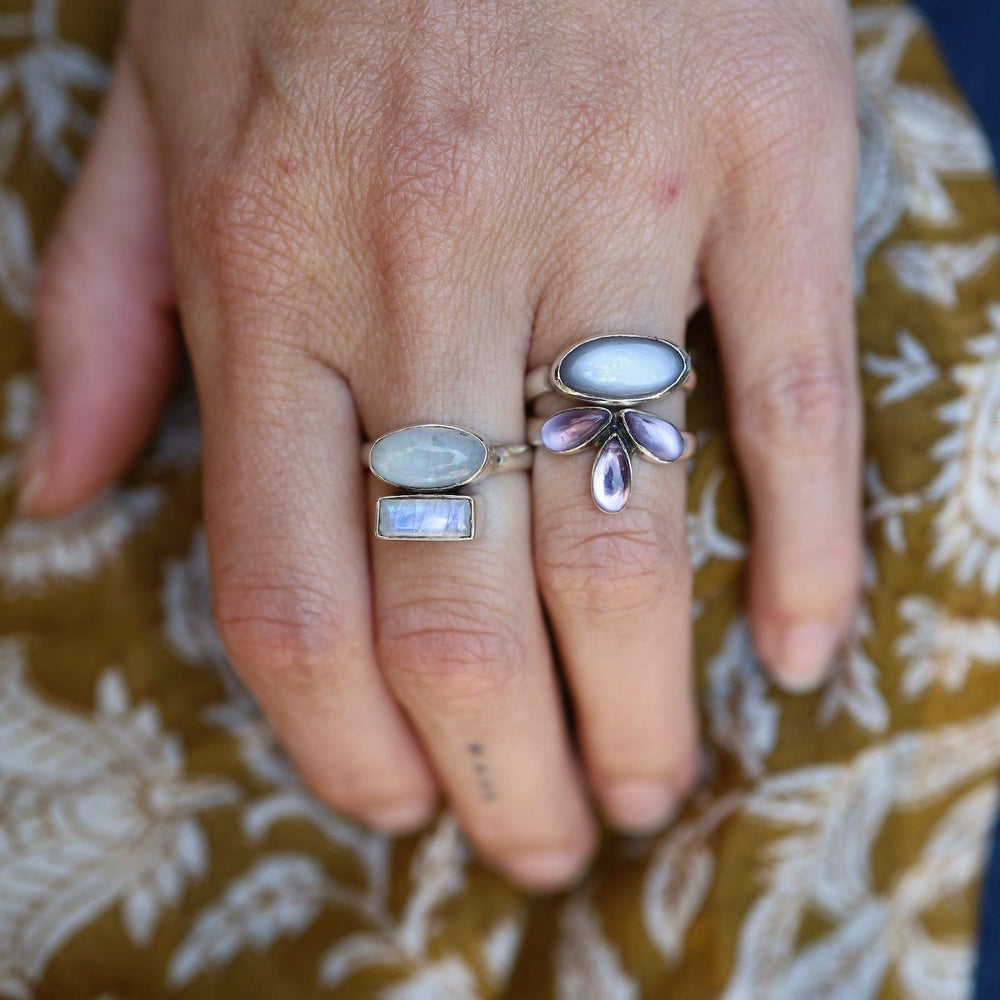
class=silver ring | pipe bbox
[363,424,532,540]
[525,334,696,514]
[524,333,695,406]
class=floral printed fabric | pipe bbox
[0,1,999,998]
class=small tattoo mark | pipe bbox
[467,742,496,802]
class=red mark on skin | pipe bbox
[279,157,301,177]
[651,173,682,211]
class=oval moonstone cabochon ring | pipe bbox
[525,335,697,513]
[364,424,533,540]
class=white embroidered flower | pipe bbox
[0,0,107,179]
[819,602,888,734]
[480,916,525,990]
[2,373,37,443]
[896,595,1000,697]
[863,330,941,407]
[162,529,222,665]
[687,467,746,572]
[378,957,482,1000]
[854,77,908,288]
[319,815,470,989]
[854,8,993,229]
[724,711,1000,1000]
[0,185,36,316]
[886,235,1000,308]
[865,460,925,556]
[705,619,780,779]
[0,641,236,999]
[168,854,331,988]
[643,793,743,964]
[0,487,163,593]
[555,895,638,1000]
[927,305,1000,591]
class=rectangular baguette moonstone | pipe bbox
[376,495,475,540]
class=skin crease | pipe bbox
[24,0,862,889]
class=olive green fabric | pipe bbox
[1,2,999,997]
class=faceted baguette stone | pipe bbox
[540,407,612,452]
[370,425,488,490]
[557,336,687,402]
[592,435,631,513]
[376,495,475,540]
[622,409,686,462]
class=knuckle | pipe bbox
[540,508,685,619]
[213,576,359,694]
[737,351,854,455]
[182,158,311,308]
[554,80,650,202]
[374,90,499,254]
[378,595,526,702]
[709,23,854,172]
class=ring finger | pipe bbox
[359,289,597,889]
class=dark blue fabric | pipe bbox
[913,0,1000,161]
[907,3,1000,996]
[979,817,1000,1000]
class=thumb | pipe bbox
[20,50,177,517]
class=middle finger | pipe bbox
[531,223,704,833]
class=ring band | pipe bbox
[363,423,532,540]
[525,334,696,513]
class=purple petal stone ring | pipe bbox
[525,335,696,513]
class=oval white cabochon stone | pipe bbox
[370,425,488,490]
[557,336,687,401]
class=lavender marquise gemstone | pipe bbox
[592,435,631,513]
[622,410,685,463]
[376,495,474,540]
[540,407,612,452]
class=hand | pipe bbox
[23,0,861,889]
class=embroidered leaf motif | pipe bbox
[556,895,638,1000]
[706,620,780,778]
[167,854,331,988]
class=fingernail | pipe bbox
[17,421,49,514]
[601,780,678,832]
[773,622,840,691]
[367,799,436,834]
[506,848,588,889]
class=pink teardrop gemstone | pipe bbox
[540,407,613,452]
[622,410,685,463]
[592,435,631,513]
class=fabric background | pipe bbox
[1,1,999,998]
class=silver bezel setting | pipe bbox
[374,494,476,541]
[367,424,491,491]
[548,333,692,407]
